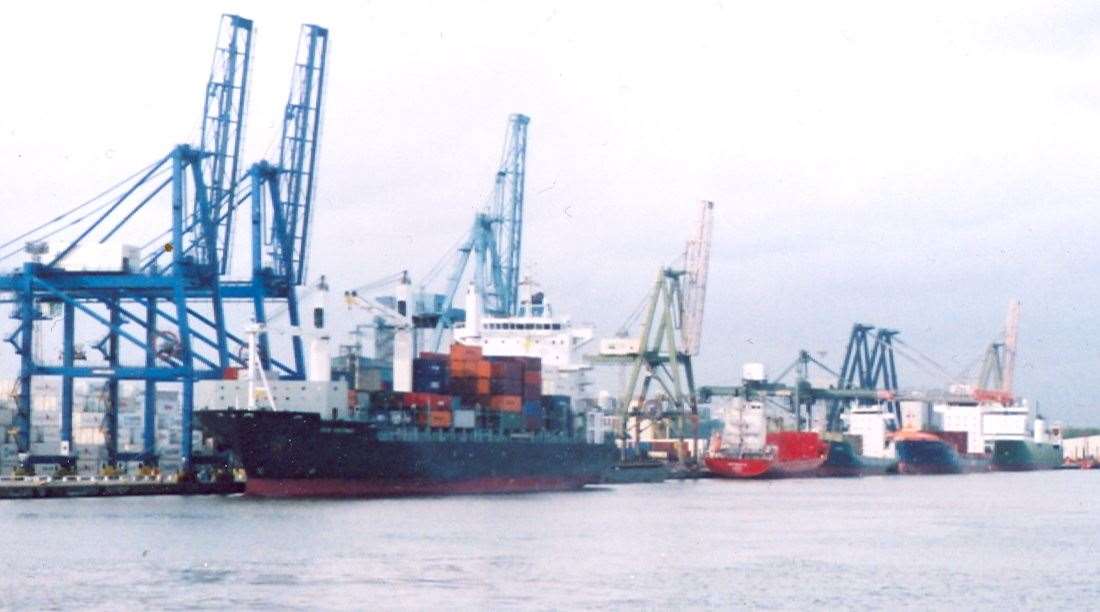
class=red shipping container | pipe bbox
[523,370,542,385]
[489,395,522,413]
[490,361,523,380]
[403,392,452,410]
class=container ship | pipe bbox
[704,399,827,478]
[195,336,618,497]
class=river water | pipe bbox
[0,470,1096,610]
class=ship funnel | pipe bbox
[396,271,410,317]
[464,283,482,337]
[308,276,332,382]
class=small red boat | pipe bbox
[705,431,828,478]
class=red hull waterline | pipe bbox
[706,432,828,479]
[705,456,827,478]
[246,476,593,498]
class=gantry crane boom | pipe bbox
[1001,299,1020,396]
[200,14,253,274]
[495,114,529,316]
[276,24,328,286]
[680,200,713,356]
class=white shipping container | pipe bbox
[75,413,104,428]
[453,409,476,429]
[30,442,59,455]
[74,428,106,445]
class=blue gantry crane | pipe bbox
[424,114,530,350]
[0,16,329,475]
[824,324,900,431]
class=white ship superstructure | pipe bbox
[452,280,595,399]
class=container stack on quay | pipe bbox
[0,380,187,476]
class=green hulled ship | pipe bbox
[991,439,1063,471]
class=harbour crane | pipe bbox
[425,114,530,350]
[974,299,1021,404]
[592,201,715,465]
[824,324,901,431]
[0,17,329,475]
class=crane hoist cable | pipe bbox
[0,165,177,265]
[418,228,473,290]
[889,337,961,385]
[0,156,165,253]
[136,174,252,257]
[616,284,658,337]
[345,270,408,296]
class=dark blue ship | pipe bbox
[196,409,618,497]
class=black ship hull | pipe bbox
[195,410,619,498]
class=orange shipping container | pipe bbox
[475,360,493,378]
[450,360,476,378]
[449,344,483,361]
[489,395,522,412]
[476,379,491,395]
[417,410,453,428]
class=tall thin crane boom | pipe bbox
[277,24,328,285]
[1001,299,1020,395]
[495,114,529,315]
[199,14,253,274]
[680,200,714,356]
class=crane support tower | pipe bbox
[825,324,900,431]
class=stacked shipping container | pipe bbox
[355,343,574,435]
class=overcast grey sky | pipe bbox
[2,1,1098,424]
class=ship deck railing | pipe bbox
[375,427,584,445]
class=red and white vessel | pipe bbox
[705,398,827,478]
